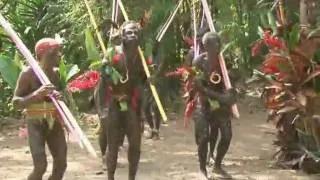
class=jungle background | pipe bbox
[0,0,303,118]
[0,0,320,179]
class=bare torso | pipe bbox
[14,67,61,105]
[110,53,146,97]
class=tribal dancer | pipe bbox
[192,32,236,178]
[98,21,147,180]
[12,38,67,180]
[94,43,125,171]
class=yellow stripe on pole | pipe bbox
[83,0,108,58]
[118,0,168,122]
[156,0,184,42]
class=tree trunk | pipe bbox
[300,0,319,29]
[300,0,309,28]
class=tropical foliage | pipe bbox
[0,2,320,171]
[249,0,320,172]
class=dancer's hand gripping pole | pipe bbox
[0,13,97,157]
[118,0,168,122]
[200,0,240,118]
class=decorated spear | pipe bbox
[200,0,240,118]
[0,13,97,157]
[117,0,168,122]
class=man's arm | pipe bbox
[95,61,112,115]
[192,53,207,69]
[194,77,236,106]
[12,70,55,109]
[184,48,194,67]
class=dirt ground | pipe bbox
[1,97,320,180]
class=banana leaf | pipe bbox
[267,11,277,35]
[85,29,100,62]
[59,60,80,90]
[287,24,299,50]
[0,55,21,89]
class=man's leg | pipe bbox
[99,117,108,156]
[207,121,218,165]
[98,108,108,158]
[194,106,210,177]
[214,114,232,174]
[152,102,161,140]
[144,102,154,139]
[47,120,67,180]
[98,113,108,171]
[27,120,48,180]
[125,108,142,180]
[106,103,123,180]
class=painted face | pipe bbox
[203,39,220,56]
[122,23,140,46]
[41,47,61,67]
[202,32,221,56]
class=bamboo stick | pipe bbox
[192,0,199,57]
[156,0,184,42]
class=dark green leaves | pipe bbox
[59,59,79,89]
[85,29,100,62]
[0,55,21,89]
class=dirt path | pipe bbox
[1,98,319,180]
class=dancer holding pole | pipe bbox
[12,38,68,180]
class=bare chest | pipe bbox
[27,71,61,94]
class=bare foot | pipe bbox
[212,166,232,179]
[101,155,107,171]
[207,156,214,166]
[152,131,160,140]
[96,158,106,175]
[200,168,208,179]
[146,130,154,139]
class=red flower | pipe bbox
[276,72,288,81]
[261,64,279,74]
[112,53,123,64]
[263,31,287,49]
[184,98,197,128]
[67,70,100,92]
[251,40,264,57]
